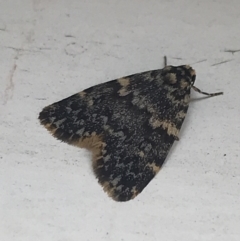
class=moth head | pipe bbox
[162,65,196,90]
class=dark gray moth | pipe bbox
[39,57,223,201]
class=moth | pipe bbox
[39,57,223,201]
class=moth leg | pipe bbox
[164,56,168,67]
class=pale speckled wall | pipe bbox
[0,0,240,240]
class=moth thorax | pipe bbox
[162,65,196,89]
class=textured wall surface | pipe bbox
[1,1,239,240]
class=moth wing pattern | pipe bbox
[39,65,195,201]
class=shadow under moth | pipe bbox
[39,57,223,201]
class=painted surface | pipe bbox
[1,0,239,240]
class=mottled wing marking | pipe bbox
[117,77,131,96]
[149,116,180,139]
[39,65,195,201]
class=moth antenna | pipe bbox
[164,56,167,67]
[192,85,223,97]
